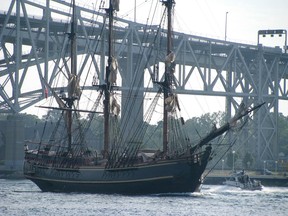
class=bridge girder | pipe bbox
[1,0,288,166]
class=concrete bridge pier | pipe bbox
[0,115,24,171]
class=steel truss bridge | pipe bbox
[1,0,288,167]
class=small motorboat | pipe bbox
[223,170,263,191]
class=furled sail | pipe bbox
[165,52,176,66]
[109,57,118,84]
[110,94,120,116]
[68,74,82,99]
[164,93,180,112]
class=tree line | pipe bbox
[1,111,288,169]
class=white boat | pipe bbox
[223,170,263,191]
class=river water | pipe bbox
[0,179,287,216]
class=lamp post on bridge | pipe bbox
[263,160,266,175]
[225,12,228,41]
[232,151,235,172]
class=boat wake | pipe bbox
[13,190,42,193]
[151,192,200,198]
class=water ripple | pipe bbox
[1,179,287,216]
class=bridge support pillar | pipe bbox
[0,115,24,171]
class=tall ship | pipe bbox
[23,0,264,194]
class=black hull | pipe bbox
[24,158,208,194]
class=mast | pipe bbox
[103,0,118,158]
[162,0,175,154]
[62,0,78,151]
[67,0,77,151]
[70,0,77,80]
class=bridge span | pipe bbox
[1,0,288,170]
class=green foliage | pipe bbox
[278,113,288,157]
[184,111,224,143]
[0,113,42,127]
[4,109,288,160]
[20,113,43,127]
[41,110,62,122]
[143,121,162,150]
[141,111,225,150]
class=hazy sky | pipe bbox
[119,0,288,47]
[2,0,288,47]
